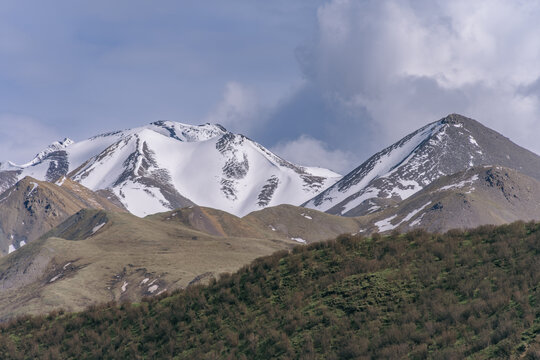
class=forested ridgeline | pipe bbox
[2,222,540,359]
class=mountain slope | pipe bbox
[0,209,294,319]
[1,121,340,217]
[359,166,540,234]
[304,114,540,216]
[3,224,540,359]
[0,177,124,256]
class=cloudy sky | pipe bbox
[1,0,540,173]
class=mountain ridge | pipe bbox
[0,121,341,217]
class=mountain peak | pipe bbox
[147,121,227,142]
[305,114,540,216]
[441,113,473,124]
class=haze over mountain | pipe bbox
[0,121,340,218]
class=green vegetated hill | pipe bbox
[2,222,540,359]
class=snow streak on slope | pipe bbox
[3,121,341,217]
[304,121,444,214]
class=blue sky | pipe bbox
[2,1,540,173]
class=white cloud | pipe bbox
[203,82,260,134]
[299,0,540,155]
[271,135,355,174]
[0,114,60,164]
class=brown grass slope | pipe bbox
[244,204,364,242]
[361,166,540,234]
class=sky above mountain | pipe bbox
[1,0,540,173]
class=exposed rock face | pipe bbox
[0,177,125,256]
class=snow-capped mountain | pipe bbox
[304,114,540,216]
[0,121,341,217]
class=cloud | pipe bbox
[265,0,540,169]
[0,114,60,164]
[203,82,260,135]
[271,135,355,174]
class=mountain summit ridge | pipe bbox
[0,121,341,217]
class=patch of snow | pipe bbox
[140,278,149,285]
[0,190,13,203]
[410,213,426,227]
[374,215,399,232]
[28,182,39,196]
[20,240,26,247]
[341,187,380,215]
[367,205,381,214]
[56,177,66,186]
[387,179,421,199]
[148,284,159,293]
[269,225,276,231]
[63,262,71,270]
[121,281,128,292]
[113,181,171,217]
[8,244,16,254]
[469,136,479,147]
[49,274,62,283]
[401,202,432,223]
[291,237,307,244]
[91,222,106,234]
[300,213,313,220]
[439,175,479,191]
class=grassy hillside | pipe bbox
[0,203,369,320]
[2,222,540,358]
[0,209,294,320]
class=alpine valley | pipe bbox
[2,113,540,321]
